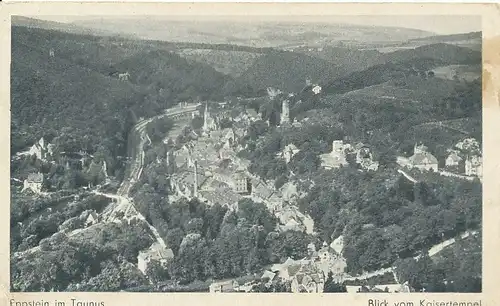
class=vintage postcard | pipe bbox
[1,2,499,306]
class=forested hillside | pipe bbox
[223,51,344,95]
[114,49,230,101]
[11,26,231,178]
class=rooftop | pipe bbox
[409,151,438,165]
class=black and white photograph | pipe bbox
[9,13,482,293]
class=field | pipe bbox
[432,64,481,82]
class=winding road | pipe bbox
[98,103,201,249]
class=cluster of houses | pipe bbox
[397,139,482,179]
[209,241,347,293]
[18,134,111,194]
[209,257,327,293]
[168,102,283,211]
[315,136,482,179]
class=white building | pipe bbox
[445,151,463,167]
[407,144,439,172]
[137,242,174,275]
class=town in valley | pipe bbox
[10,15,482,293]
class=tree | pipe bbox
[166,227,185,256]
[146,259,170,283]
[191,116,204,130]
[324,272,347,292]
[237,198,277,233]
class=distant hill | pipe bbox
[391,32,482,52]
[11,16,133,38]
[70,18,434,48]
[223,51,344,95]
[382,43,481,65]
[342,77,458,106]
[408,31,481,44]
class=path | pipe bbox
[438,170,475,181]
[423,121,470,135]
[397,169,417,183]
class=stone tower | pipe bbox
[280,99,290,125]
[332,140,344,154]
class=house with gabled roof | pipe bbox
[408,144,438,172]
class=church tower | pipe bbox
[280,99,290,125]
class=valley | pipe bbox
[10,16,482,293]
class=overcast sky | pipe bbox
[35,15,481,35]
